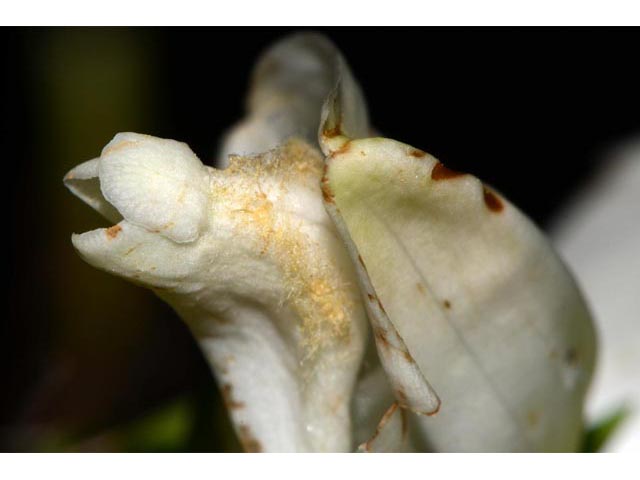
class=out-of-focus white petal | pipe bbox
[219,32,369,165]
[66,136,367,452]
[318,55,369,156]
[321,133,597,451]
[552,140,640,452]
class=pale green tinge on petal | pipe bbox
[66,134,368,452]
[321,136,597,452]
[219,32,369,165]
[324,189,440,418]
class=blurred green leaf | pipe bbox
[582,406,630,452]
[119,397,193,452]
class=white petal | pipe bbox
[325,194,440,417]
[321,136,597,452]
[63,158,122,223]
[99,132,210,243]
[219,33,369,165]
[552,140,640,452]
[69,138,368,452]
[71,220,199,290]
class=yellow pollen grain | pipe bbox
[223,139,351,359]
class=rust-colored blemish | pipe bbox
[221,384,245,410]
[483,186,504,212]
[431,161,465,181]
[357,255,366,269]
[402,350,414,363]
[321,183,334,204]
[105,225,122,239]
[426,401,441,417]
[409,149,426,158]
[151,221,175,233]
[362,403,399,452]
[565,347,579,367]
[331,140,351,156]
[323,125,342,138]
[443,300,451,309]
[416,283,425,295]
[374,327,390,347]
[238,425,263,453]
[367,293,375,302]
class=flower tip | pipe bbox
[98,132,211,243]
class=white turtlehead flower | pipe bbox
[65,33,597,452]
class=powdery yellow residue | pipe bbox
[220,139,351,359]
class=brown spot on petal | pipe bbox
[443,300,451,309]
[416,283,426,295]
[358,255,366,269]
[323,125,342,139]
[565,347,579,367]
[483,186,504,212]
[409,149,426,158]
[431,162,465,180]
[374,327,390,347]
[402,350,414,363]
[105,225,122,239]
[331,140,351,156]
[238,425,263,453]
[321,183,334,204]
[221,384,245,410]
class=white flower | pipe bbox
[552,140,640,452]
[65,33,596,452]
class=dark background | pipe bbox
[4,28,639,451]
